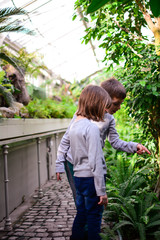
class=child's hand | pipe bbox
[98,194,108,207]
[136,144,151,155]
[56,172,61,181]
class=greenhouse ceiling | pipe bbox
[0,0,106,82]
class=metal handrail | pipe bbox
[0,128,67,146]
[1,128,67,231]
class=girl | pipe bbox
[69,85,112,240]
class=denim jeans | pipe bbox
[71,177,104,240]
[64,161,76,202]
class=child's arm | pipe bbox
[107,116,150,154]
[87,124,107,197]
[56,114,77,179]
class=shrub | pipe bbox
[26,97,77,118]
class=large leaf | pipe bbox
[150,0,160,17]
[113,220,134,231]
[87,0,110,14]
[0,7,35,35]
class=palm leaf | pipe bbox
[0,25,34,35]
[0,7,35,35]
[0,7,27,17]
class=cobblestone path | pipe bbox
[0,175,76,240]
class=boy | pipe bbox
[56,78,150,200]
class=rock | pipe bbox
[0,102,29,118]
[0,107,15,118]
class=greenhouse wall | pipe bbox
[0,118,70,223]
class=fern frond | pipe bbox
[147,220,160,228]
[149,213,160,223]
[122,202,137,222]
[143,193,156,211]
[116,154,125,183]
[137,223,146,240]
[113,220,134,231]
[154,231,160,240]
[120,175,145,197]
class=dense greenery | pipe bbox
[26,96,77,119]
[115,46,160,152]
[73,0,160,148]
[73,0,160,199]
[102,104,160,240]
[0,3,159,239]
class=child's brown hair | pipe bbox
[101,77,126,99]
[76,85,112,121]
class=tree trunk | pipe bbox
[154,29,160,56]
[154,135,160,199]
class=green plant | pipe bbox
[0,7,34,35]
[73,0,160,195]
[26,97,77,119]
[101,104,159,239]
[114,47,160,196]
[0,7,36,107]
[116,193,160,240]
[13,48,47,78]
[0,70,20,94]
[0,85,14,107]
[103,192,160,240]
[100,225,117,240]
[0,7,34,72]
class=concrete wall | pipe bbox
[0,119,70,222]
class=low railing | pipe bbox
[0,118,70,231]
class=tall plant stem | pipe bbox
[154,135,160,199]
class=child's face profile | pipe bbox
[107,97,124,115]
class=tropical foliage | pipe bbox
[102,106,160,240]
[0,7,34,69]
[73,0,160,197]
[0,7,36,109]
[26,96,76,119]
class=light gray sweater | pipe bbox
[69,118,106,196]
[56,113,138,173]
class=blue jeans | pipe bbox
[71,177,104,240]
[64,161,76,202]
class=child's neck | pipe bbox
[75,115,86,122]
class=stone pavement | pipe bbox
[0,174,76,240]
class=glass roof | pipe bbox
[0,0,106,82]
